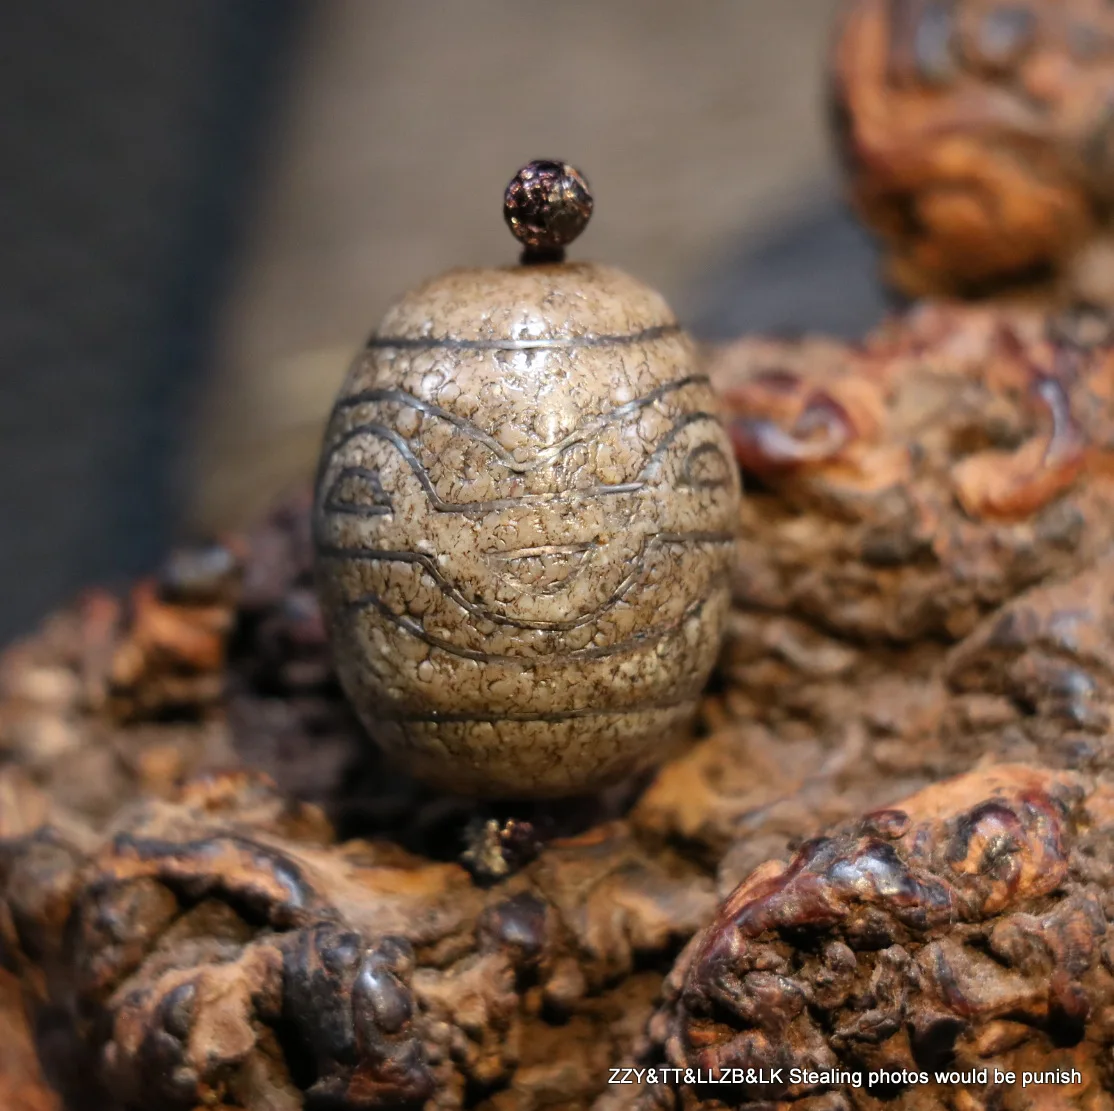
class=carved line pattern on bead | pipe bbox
[345,554,730,661]
[317,372,736,682]
[364,322,682,351]
[682,442,734,488]
[387,698,699,724]
[340,591,718,665]
[322,422,642,513]
[317,532,736,634]
[324,466,393,517]
[329,377,713,475]
[484,541,594,596]
[320,414,725,517]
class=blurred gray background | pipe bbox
[0,0,885,645]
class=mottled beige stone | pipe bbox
[314,261,740,796]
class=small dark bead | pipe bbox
[503,160,593,261]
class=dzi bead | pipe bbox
[313,162,741,797]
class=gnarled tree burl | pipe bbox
[5,304,1114,1108]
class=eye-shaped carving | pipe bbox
[679,442,733,489]
[484,542,595,594]
[323,466,393,516]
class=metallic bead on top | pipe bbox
[503,160,593,263]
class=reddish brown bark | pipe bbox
[649,765,1114,1111]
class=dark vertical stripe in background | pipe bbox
[0,0,305,642]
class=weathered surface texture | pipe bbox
[831,0,1114,301]
[0,769,714,1111]
[648,764,1114,1111]
[5,303,1114,1108]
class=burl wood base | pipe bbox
[5,302,1114,1109]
